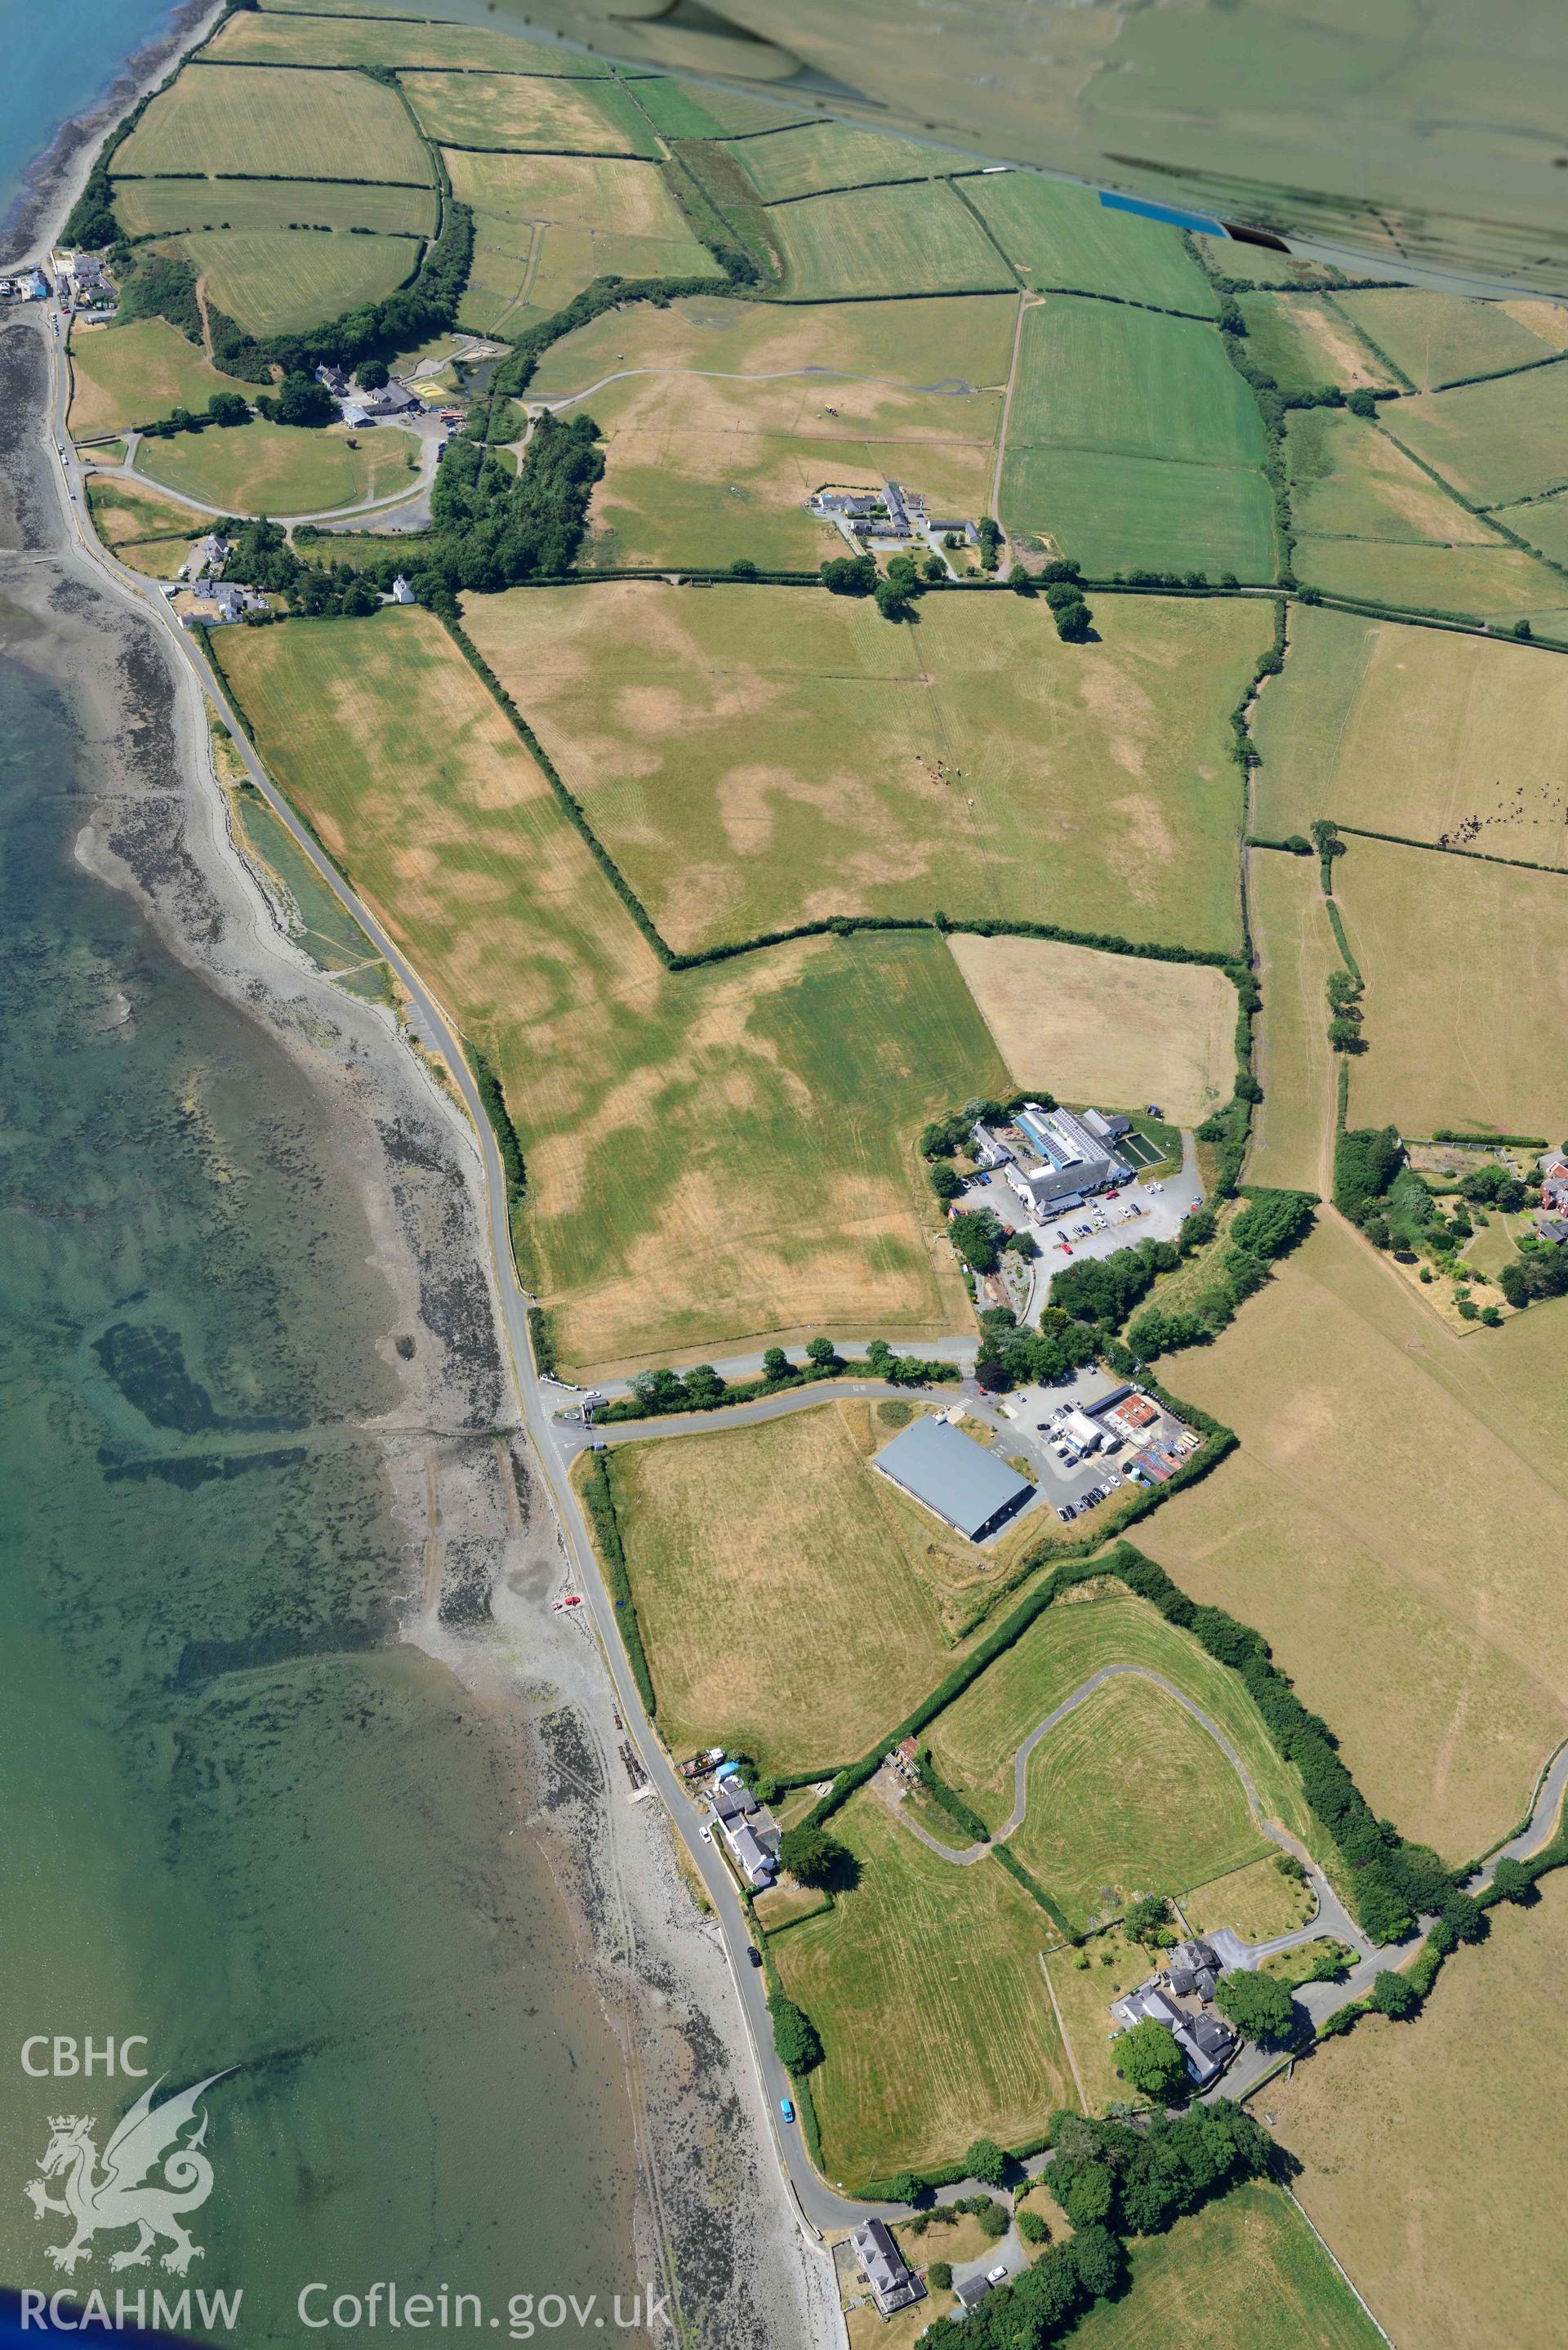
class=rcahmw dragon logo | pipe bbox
[24,2072,233,2275]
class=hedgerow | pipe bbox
[576,1451,656,1717]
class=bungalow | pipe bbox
[850,2221,923,2317]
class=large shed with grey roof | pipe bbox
[872,1416,1035,1543]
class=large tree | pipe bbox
[1212,1968,1298,2043]
[777,1822,850,1887]
[1118,2018,1189,2102]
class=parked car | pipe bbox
[746,1946,763,1968]
[987,2266,1010,2285]
[1057,1506,1072,1523]
[779,2097,795,2123]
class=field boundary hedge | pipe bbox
[1329,820,1568,882]
[574,1450,657,1717]
[990,1842,1075,1939]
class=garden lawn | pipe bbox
[723,120,956,203]
[158,228,420,337]
[135,419,416,515]
[961,174,1218,315]
[114,62,431,183]
[1250,604,1568,867]
[203,9,608,71]
[1065,2179,1385,2350]
[211,609,1000,1372]
[113,177,438,238]
[461,582,1267,956]
[769,180,1016,299]
[925,1583,1311,1853]
[769,1790,1076,2186]
[947,933,1237,1130]
[1267,1879,1568,2350]
[399,72,657,154]
[1179,1855,1317,1942]
[599,1404,960,1773]
[68,316,248,436]
[1380,363,1568,506]
[1245,849,1339,1196]
[1332,288,1564,390]
[1148,1216,1568,1860]
[1338,835,1568,1137]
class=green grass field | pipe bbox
[927,1584,1314,1850]
[599,1403,963,1773]
[157,228,419,337]
[461,582,1267,956]
[1245,849,1338,1195]
[1236,294,1396,396]
[1381,363,1568,507]
[212,609,1000,1371]
[1151,1216,1568,1861]
[960,173,1218,315]
[626,77,808,140]
[1339,834,1568,1139]
[1006,1672,1272,1931]
[1494,487,1568,564]
[1286,407,1498,544]
[136,418,415,515]
[1002,444,1276,578]
[87,471,202,546]
[1252,606,1568,866]
[722,120,956,203]
[769,180,1017,299]
[399,70,657,154]
[1000,296,1275,576]
[68,316,250,436]
[1066,2180,1386,2350]
[769,1790,1077,2184]
[113,176,438,239]
[203,8,611,72]
[1332,288,1563,390]
[1296,538,1568,631]
[1008,295,1267,468]
[1268,1882,1568,2349]
[114,62,432,184]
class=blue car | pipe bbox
[779,2096,795,2123]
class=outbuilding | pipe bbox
[872,1416,1034,1543]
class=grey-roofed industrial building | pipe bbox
[872,1416,1035,1543]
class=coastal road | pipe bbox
[34,302,911,2236]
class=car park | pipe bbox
[1057,1505,1073,1523]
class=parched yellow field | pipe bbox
[1286,408,1498,546]
[947,933,1236,1130]
[399,71,653,154]
[1250,605,1568,867]
[1339,836,1568,1139]
[1245,848,1339,1195]
[927,1584,1314,1851]
[443,147,692,238]
[445,147,720,331]
[1148,1217,1568,1859]
[159,227,419,337]
[770,1790,1076,2185]
[601,1403,965,1773]
[524,289,1018,404]
[114,63,431,184]
[571,368,999,573]
[1236,296,1396,395]
[68,316,248,437]
[86,470,205,544]
[212,609,1002,1372]
[461,583,1268,957]
[203,9,609,72]
[1267,1877,1568,2350]
[1331,287,1562,391]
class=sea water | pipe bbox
[0,16,642,2338]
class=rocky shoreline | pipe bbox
[1,265,832,2350]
